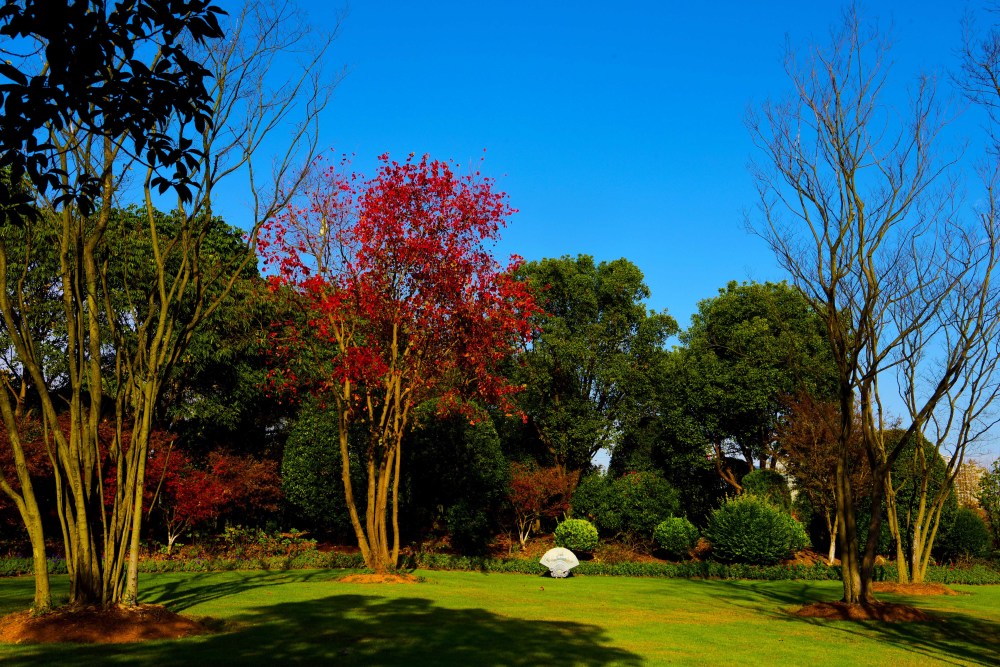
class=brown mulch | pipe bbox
[782,549,828,567]
[0,604,213,644]
[871,582,959,596]
[338,573,420,584]
[795,601,935,622]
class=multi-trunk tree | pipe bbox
[260,154,538,573]
[0,0,334,609]
[750,11,1000,603]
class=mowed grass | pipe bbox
[0,569,999,666]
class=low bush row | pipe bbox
[2,552,998,583]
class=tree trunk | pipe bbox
[825,510,837,564]
[0,399,52,611]
[835,455,864,604]
[885,486,910,584]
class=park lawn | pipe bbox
[0,570,997,666]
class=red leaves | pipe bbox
[508,463,576,521]
[258,153,539,414]
[140,447,282,541]
[507,463,578,546]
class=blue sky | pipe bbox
[214,1,998,460]
[229,0,981,325]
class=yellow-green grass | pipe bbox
[1,570,998,666]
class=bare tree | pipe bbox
[748,10,1000,604]
[0,0,339,608]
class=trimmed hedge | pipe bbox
[705,495,810,565]
[653,518,699,559]
[2,552,998,584]
[554,519,599,551]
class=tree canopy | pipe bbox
[510,255,677,472]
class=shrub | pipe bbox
[445,501,492,555]
[572,471,680,539]
[937,507,992,561]
[653,517,699,559]
[281,399,356,537]
[741,469,792,513]
[554,518,599,552]
[705,494,810,565]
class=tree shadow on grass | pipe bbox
[1,593,642,666]
[138,568,337,611]
[703,579,1000,666]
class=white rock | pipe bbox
[539,547,580,578]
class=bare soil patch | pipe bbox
[0,604,213,644]
[871,582,959,596]
[795,601,935,622]
[338,573,420,584]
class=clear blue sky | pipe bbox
[215,1,998,460]
[235,0,980,323]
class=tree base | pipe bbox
[795,601,934,622]
[0,604,215,644]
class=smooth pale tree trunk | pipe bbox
[825,510,838,564]
[886,489,911,584]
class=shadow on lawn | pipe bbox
[704,579,1000,667]
[2,593,642,667]
[139,569,336,611]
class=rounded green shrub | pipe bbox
[936,507,991,560]
[571,471,680,538]
[653,517,699,559]
[705,494,810,565]
[741,469,792,513]
[281,400,355,537]
[554,518,599,552]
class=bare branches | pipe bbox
[0,0,342,607]
[750,8,1000,598]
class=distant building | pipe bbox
[954,461,986,508]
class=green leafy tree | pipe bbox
[511,255,677,473]
[978,459,1000,550]
[608,352,727,524]
[675,281,835,490]
[281,398,358,540]
[403,403,510,555]
[741,469,791,513]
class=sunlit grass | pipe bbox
[0,570,998,665]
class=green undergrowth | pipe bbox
[2,552,999,584]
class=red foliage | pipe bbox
[143,447,221,543]
[140,447,282,549]
[205,451,282,516]
[508,463,577,547]
[0,412,123,521]
[0,415,51,497]
[258,153,539,416]
[258,153,538,569]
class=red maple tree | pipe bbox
[142,449,282,553]
[260,153,538,571]
[142,447,222,553]
[508,463,577,548]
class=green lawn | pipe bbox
[0,570,998,665]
